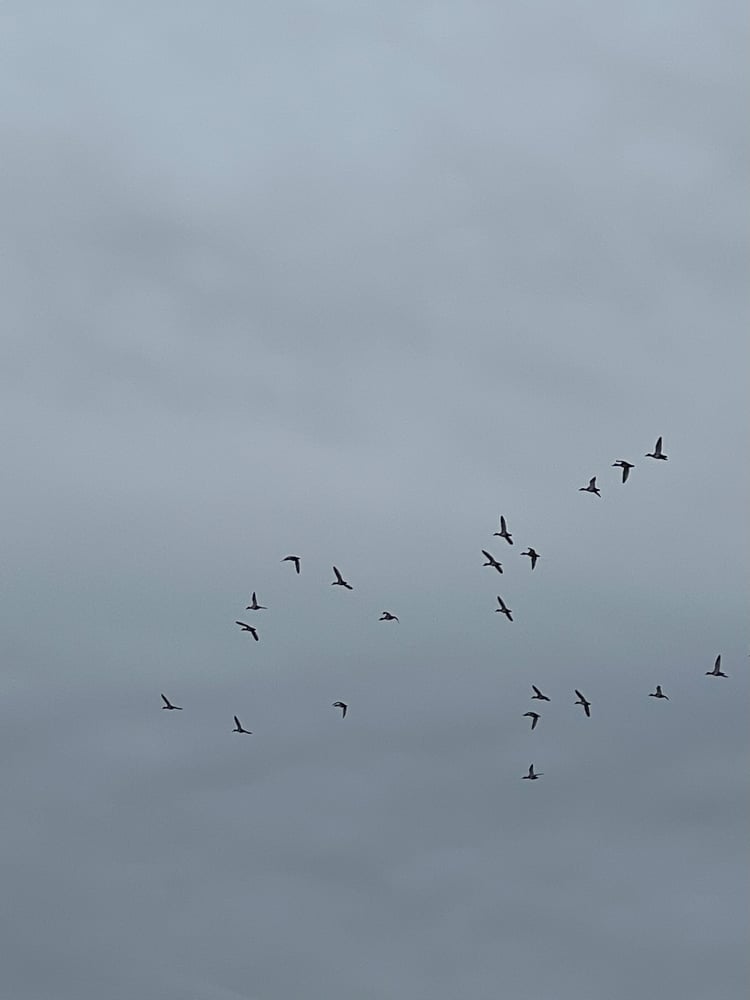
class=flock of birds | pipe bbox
[158,436,733,779]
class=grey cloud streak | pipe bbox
[0,1,747,998]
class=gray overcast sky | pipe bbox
[1,2,748,998]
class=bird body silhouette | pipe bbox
[523,711,540,731]
[706,655,727,678]
[282,555,301,574]
[495,596,513,621]
[332,701,348,718]
[246,592,267,610]
[531,685,550,702]
[232,715,252,734]
[574,689,591,717]
[612,460,634,483]
[379,611,399,622]
[649,685,669,700]
[161,694,182,711]
[579,477,601,497]
[331,566,353,590]
[522,764,542,780]
[646,437,667,460]
[494,515,513,545]
[482,550,503,573]
[521,547,539,569]
[235,621,259,640]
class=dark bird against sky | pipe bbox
[481,550,503,573]
[281,555,301,574]
[494,596,513,621]
[646,436,668,460]
[579,476,601,497]
[235,621,259,640]
[612,460,635,483]
[493,515,513,545]
[331,566,353,590]
[521,547,539,570]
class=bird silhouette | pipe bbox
[646,436,667,460]
[649,685,669,700]
[331,566,353,590]
[235,621,259,640]
[522,764,542,780]
[531,685,550,702]
[245,592,267,610]
[332,701,348,718]
[706,655,727,678]
[161,694,182,711]
[612,460,634,483]
[579,477,601,497]
[232,715,252,734]
[574,689,592,717]
[379,611,399,622]
[494,596,513,621]
[282,555,301,574]
[493,515,513,545]
[521,547,539,570]
[523,711,541,731]
[481,550,503,573]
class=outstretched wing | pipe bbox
[333,566,344,583]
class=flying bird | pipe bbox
[612,460,635,483]
[161,693,182,711]
[521,547,539,570]
[481,550,503,573]
[331,566,353,590]
[574,689,592,717]
[493,515,513,545]
[282,555,301,574]
[649,685,669,700]
[579,477,601,497]
[522,764,542,780]
[494,596,513,621]
[646,436,668,460]
[531,685,550,702]
[332,701,348,718]
[232,715,252,734]
[379,611,399,622]
[245,591,267,611]
[523,711,541,731]
[706,655,727,678]
[235,621,259,640]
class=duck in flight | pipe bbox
[331,566,353,590]
[379,611,399,622]
[493,515,513,545]
[481,550,503,573]
[494,596,513,621]
[574,689,592,717]
[646,436,667,460]
[161,693,182,711]
[232,715,252,734]
[521,547,539,570]
[612,460,634,483]
[579,477,601,497]
[523,711,541,731]
[332,701,348,718]
[649,685,669,700]
[282,555,301,574]
[706,655,727,678]
[235,621,259,641]
[246,591,267,611]
[531,685,550,702]
[522,764,542,780]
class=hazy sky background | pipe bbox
[1,2,748,998]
